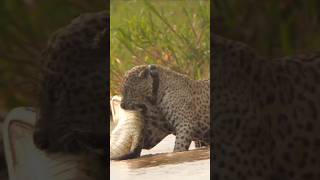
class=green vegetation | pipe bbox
[213,0,320,58]
[110,0,210,95]
[0,0,106,111]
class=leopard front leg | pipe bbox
[173,123,192,152]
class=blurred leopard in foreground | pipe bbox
[33,11,108,153]
[212,34,320,180]
[120,65,210,152]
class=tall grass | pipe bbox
[110,0,210,95]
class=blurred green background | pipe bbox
[0,0,106,112]
[110,0,210,95]
[4,1,318,112]
[213,0,320,58]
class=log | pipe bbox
[113,147,210,169]
[111,148,210,180]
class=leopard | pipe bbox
[212,34,320,180]
[120,64,210,152]
[33,11,108,153]
[110,93,205,160]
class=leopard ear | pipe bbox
[138,67,150,78]
[138,65,158,78]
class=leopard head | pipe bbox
[120,64,159,111]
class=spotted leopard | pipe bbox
[212,34,320,180]
[121,64,210,152]
[33,11,108,153]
